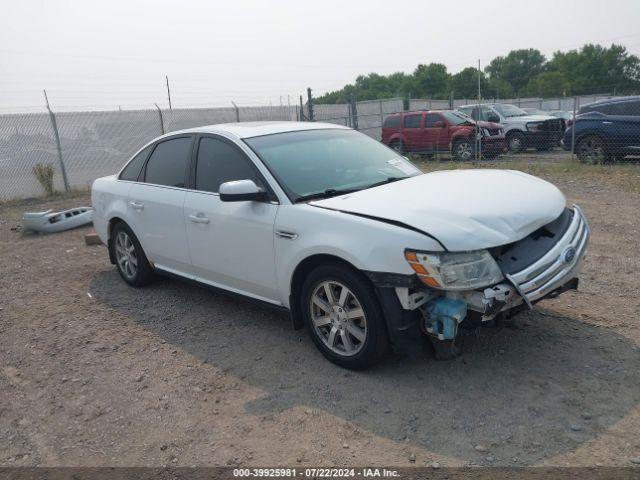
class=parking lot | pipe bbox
[1,158,640,468]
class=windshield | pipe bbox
[492,104,528,117]
[440,111,473,125]
[244,129,421,201]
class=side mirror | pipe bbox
[434,120,447,128]
[487,114,500,123]
[219,179,267,202]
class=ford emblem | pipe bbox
[562,246,576,264]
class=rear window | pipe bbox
[403,114,422,128]
[383,115,400,128]
[607,100,640,116]
[578,100,640,115]
[119,146,151,181]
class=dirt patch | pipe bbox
[1,169,640,468]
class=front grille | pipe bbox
[542,119,563,132]
[507,205,589,303]
[487,128,501,136]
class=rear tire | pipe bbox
[110,222,155,287]
[301,262,388,370]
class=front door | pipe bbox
[424,113,448,152]
[183,135,279,303]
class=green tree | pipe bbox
[412,63,449,98]
[524,71,569,97]
[485,49,546,95]
[487,77,515,100]
[549,44,640,95]
[449,67,488,99]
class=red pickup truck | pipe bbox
[381,110,506,160]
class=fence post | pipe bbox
[307,88,314,121]
[571,96,577,161]
[43,90,70,192]
[231,101,240,122]
[349,94,358,130]
[155,103,165,134]
[299,95,307,121]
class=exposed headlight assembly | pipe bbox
[405,249,504,290]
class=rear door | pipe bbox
[183,135,280,303]
[401,113,424,151]
[127,135,194,275]
[609,101,640,151]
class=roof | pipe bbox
[171,121,350,139]
[582,95,640,107]
[388,109,455,115]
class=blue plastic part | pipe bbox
[422,297,468,340]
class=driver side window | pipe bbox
[195,137,264,193]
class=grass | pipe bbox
[0,187,91,211]
[412,154,640,194]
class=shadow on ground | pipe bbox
[90,269,640,465]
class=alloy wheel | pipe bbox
[310,280,367,357]
[578,136,604,163]
[115,231,138,280]
[509,136,523,152]
[456,141,473,161]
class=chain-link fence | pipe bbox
[0,105,302,200]
[1,93,637,200]
[0,99,405,201]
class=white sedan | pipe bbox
[91,122,589,369]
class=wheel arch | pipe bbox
[387,134,404,145]
[106,216,128,265]
[288,253,371,330]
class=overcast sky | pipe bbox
[1,0,639,111]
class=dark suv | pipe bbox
[563,97,640,162]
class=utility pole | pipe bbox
[165,75,172,110]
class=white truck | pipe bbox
[91,122,589,369]
[457,103,564,153]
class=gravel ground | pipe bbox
[1,171,639,469]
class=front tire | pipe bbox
[111,222,155,287]
[576,134,606,164]
[452,138,474,161]
[389,139,404,154]
[507,131,526,153]
[301,263,388,369]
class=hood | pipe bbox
[476,120,502,129]
[310,170,566,251]
[507,114,557,123]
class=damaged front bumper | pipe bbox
[372,205,590,352]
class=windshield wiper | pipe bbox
[294,178,406,203]
[362,176,406,190]
[294,187,361,203]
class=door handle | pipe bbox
[188,213,210,224]
[602,121,613,125]
[129,201,144,211]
